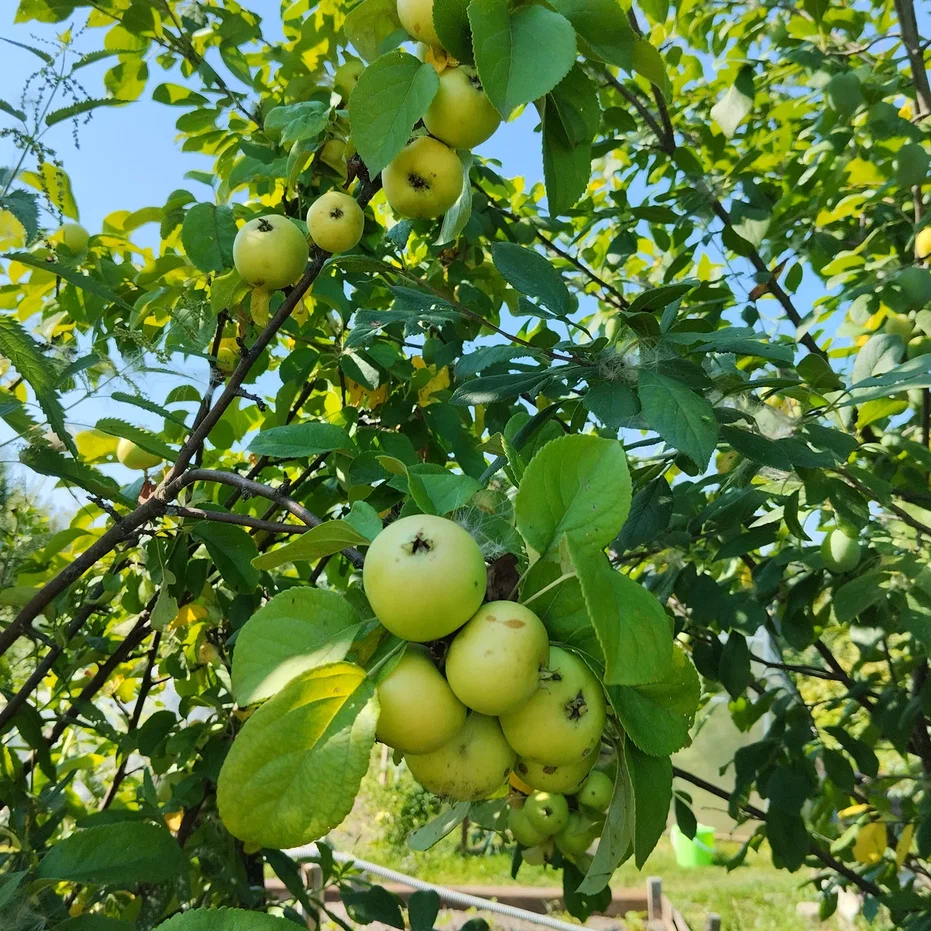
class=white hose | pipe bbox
[286,844,591,931]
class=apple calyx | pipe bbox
[565,690,589,721]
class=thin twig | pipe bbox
[169,506,312,535]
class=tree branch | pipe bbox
[892,0,931,115]
[169,505,312,535]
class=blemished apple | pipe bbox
[116,438,163,471]
[57,222,89,254]
[363,514,486,641]
[423,67,501,150]
[382,136,463,219]
[375,645,466,754]
[513,755,597,794]
[444,601,549,715]
[405,713,515,800]
[334,58,365,97]
[500,647,606,766]
[233,215,309,290]
[307,191,364,254]
[397,0,441,48]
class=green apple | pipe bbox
[508,804,548,847]
[233,215,309,290]
[405,713,515,801]
[363,514,486,641]
[554,812,603,857]
[885,311,913,341]
[520,844,548,866]
[376,645,466,754]
[445,601,549,715]
[500,646,606,766]
[513,755,596,794]
[320,139,348,179]
[576,770,613,812]
[382,136,463,219]
[334,58,365,97]
[398,0,442,48]
[57,222,89,254]
[116,438,163,471]
[908,335,931,359]
[524,791,569,835]
[423,66,501,150]
[821,528,861,573]
[307,191,364,254]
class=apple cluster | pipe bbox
[363,514,613,864]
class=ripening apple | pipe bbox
[197,641,220,665]
[917,228,931,261]
[577,770,613,813]
[524,791,570,835]
[334,58,365,97]
[885,311,913,341]
[513,754,596,794]
[398,0,442,48]
[405,713,515,801]
[554,812,603,857]
[116,438,163,471]
[382,136,463,220]
[216,338,239,374]
[57,222,89,254]
[320,139,348,179]
[307,191,364,255]
[375,645,466,754]
[363,514,486,641]
[500,647,606,766]
[444,601,549,715]
[508,804,548,847]
[423,67,501,150]
[233,215,309,290]
[821,528,861,573]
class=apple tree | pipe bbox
[2,0,931,927]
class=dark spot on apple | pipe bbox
[543,765,557,774]
[408,172,430,192]
[565,690,588,721]
[468,73,483,92]
[517,762,529,775]
[502,618,525,629]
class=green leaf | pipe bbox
[45,97,128,127]
[4,252,135,311]
[232,588,363,705]
[0,190,39,239]
[408,802,472,850]
[95,417,176,461]
[515,434,632,558]
[36,822,186,885]
[152,83,208,106]
[766,810,808,872]
[348,51,439,175]
[637,370,718,469]
[451,369,553,405]
[396,467,482,515]
[1,36,53,62]
[436,151,474,246]
[583,381,639,433]
[719,632,752,698]
[155,909,293,931]
[48,918,134,931]
[20,446,125,502]
[0,872,26,910]
[618,478,673,550]
[548,65,601,148]
[0,98,26,122]
[469,0,577,118]
[252,521,369,571]
[217,663,377,848]
[522,561,602,659]
[833,571,888,622]
[344,0,403,61]
[409,890,442,931]
[711,65,754,138]
[104,59,148,102]
[433,0,473,63]
[542,102,591,216]
[549,0,633,70]
[181,203,237,274]
[110,391,188,428]
[608,645,700,756]
[491,243,570,316]
[191,523,260,593]
[248,422,351,458]
[342,887,405,929]
[628,743,673,868]
[720,426,793,471]
[578,742,633,894]
[632,39,669,97]
[568,540,673,686]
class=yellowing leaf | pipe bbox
[412,356,450,406]
[838,803,870,818]
[0,210,27,250]
[170,603,209,629]
[853,821,887,865]
[21,163,79,220]
[896,823,915,867]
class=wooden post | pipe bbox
[705,914,721,931]
[647,876,664,929]
[302,862,324,930]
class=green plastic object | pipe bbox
[670,823,716,867]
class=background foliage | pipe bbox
[4,0,931,927]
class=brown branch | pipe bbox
[911,662,931,775]
[169,506,312,535]
[892,0,931,115]
[813,640,874,710]
[836,467,931,537]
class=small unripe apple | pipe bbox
[445,601,549,715]
[382,136,463,219]
[523,791,570,835]
[398,0,442,48]
[376,645,466,754]
[216,339,239,374]
[116,438,163,471]
[821,528,861,573]
[917,228,931,260]
[307,191,364,254]
[423,67,501,150]
[508,804,548,847]
[320,139,348,179]
[885,311,913,341]
[57,222,89,254]
[334,58,365,97]
[576,770,613,812]
[907,335,931,359]
[896,266,931,310]
[363,514,486,642]
[198,642,220,665]
[554,811,603,857]
[233,215,309,290]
